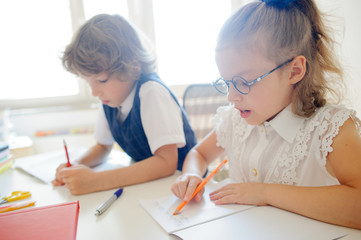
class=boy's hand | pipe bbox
[55,165,99,195]
[171,173,204,202]
[209,182,267,206]
[52,163,69,186]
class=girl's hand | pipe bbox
[171,173,204,202]
[52,163,69,186]
[209,183,268,206]
[57,165,99,195]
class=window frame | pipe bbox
[1,0,240,110]
[0,0,93,110]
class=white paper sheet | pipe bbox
[14,148,131,184]
[140,179,254,233]
[172,206,349,240]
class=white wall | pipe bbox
[10,108,97,137]
[316,0,361,114]
[8,107,98,154]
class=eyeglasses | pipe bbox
[213,58,294,95]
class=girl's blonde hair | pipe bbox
[62,14,156,79]
[217,0,343,117]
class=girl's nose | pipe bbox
[227,83,243,103]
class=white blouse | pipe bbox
[213,104,360,187]
[94,81,186,154]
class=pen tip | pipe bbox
[172,210,179,215]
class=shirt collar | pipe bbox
[118,84,137,120]
[268,104,305,143]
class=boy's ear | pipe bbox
[288,55,306,85]
[132,61,142,80]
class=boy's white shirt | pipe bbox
[213,104,357,187]
[94,81,185,154]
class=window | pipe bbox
[82,0,128,20]
[0,0,233,109]
[0,0,128,110]
[152,0,231,86]
[0,0,80,109]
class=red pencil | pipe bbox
[63,139,71,167]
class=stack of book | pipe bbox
[0,142,13,174]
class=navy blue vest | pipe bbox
[103,73,197,170]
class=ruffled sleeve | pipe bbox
[318,105,357,166]
[212,105,234,149]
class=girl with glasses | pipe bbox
[172,0,361,229]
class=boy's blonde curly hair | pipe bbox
[62,14,156,80]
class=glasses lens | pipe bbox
[232,76,250,94]
[213,79,228,94]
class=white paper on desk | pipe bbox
[139,179,254,234]
[14,148,131,184]
[172,206,349,240]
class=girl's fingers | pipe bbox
[171,175,190,199]
[210,189,227,200]
[172,174,204,201]
[173,182,185,199]
[209,184,235,201]
[194,188,205,202]
[184,177,203,201]
[210,184,230,196]
[213,194,236,205]
[171,184,179,197]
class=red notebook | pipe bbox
[0,201,80,240]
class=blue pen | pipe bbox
[95,188,123,216]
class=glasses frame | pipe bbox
[213,58,294,95]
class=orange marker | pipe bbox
[173,159,228,215]
[63,139,71,167]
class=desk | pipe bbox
[1,168,361,240]
[0,168,178,240]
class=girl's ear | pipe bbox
[288,55,306,85]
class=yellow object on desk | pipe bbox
[0,191,31,205]
[0,201,36,213]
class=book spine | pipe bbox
[0,159,13,174]
[0,155,13,166]
[0,148,10,159]
[0,142,9,152]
